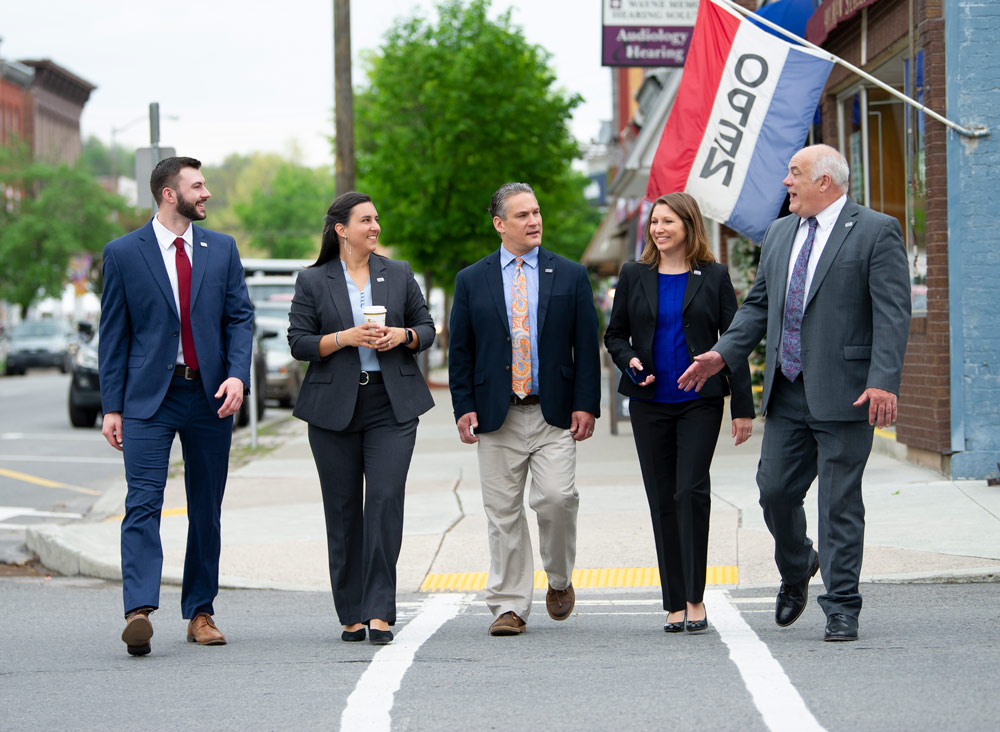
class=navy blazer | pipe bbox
[288,255,435,431]
[449,246,601,433]
[604,260,754,419]
[99,220,254,420]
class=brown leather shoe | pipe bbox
[546,583,575,621]
[186,613,227,645]
[488,611,526,636]
[121,611,154,656]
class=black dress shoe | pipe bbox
[824,613,858,642]
[341,627,366,642]
[775,554,820,627]
[368,628,394,645]
[685,615,709,633]
[664,614,685,633]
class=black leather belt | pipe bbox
[360,370,384,385]
[174,365,200,380]
[510,394,540,405]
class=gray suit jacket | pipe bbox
[715,199,911,422]
[288,255,435,431]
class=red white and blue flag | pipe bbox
[646,0,833,242]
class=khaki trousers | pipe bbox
[477,403,578,620]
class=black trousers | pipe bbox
[757,372,873,618]
[629,397,724,611]
[307,382,418,626]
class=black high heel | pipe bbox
[685,615,709,633]
[664,612,686,633]
[341,627,366,642]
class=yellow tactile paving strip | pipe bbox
[420,566,738,592]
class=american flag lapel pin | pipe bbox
[200,241,208,247]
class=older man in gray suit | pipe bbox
[679,144,911,642]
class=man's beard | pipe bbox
[176,196,206,221]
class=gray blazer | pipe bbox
[288,255,435,431]
[715,199,911,422]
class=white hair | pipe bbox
[808,145,850,191]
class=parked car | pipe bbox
[5,319,75,375]
[257,318,305,408]
[67,328,267,429]
[68,331,102,427]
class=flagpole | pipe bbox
[717,0,989,138]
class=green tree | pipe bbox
[234,162,335,258]
[354,0,587,297]
[0,143,128,317]
[79,135,136,179]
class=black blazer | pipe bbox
[288,255,435,431]
[449,246,602,433]
[604,260,755,419]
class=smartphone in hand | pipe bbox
[626,366,652,384]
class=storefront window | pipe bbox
[837,51,926,316]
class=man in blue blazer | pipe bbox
[99,157,254,656]
[679,145,911,642]
[449,183,601,636]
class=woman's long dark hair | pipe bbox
[312,191,373,267]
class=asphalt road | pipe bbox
[0,370,289,563]
[0,371,119,562]
[2,578,998,731]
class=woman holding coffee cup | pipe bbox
[288,191,435,646]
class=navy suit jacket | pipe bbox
[99,220,254,419]
[449,246,601,433]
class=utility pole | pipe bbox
[333,0,355,194]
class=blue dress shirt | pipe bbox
[341,259,380,373]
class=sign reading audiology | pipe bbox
[602,0,701,67]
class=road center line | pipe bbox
[0,467,102,495]
[705,589,826,732]
[341,592,473,732]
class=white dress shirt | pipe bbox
[151,214,194,365]
[785,193,848,300]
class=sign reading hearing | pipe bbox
[602,0,701,67]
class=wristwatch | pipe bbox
[404,328,414,345]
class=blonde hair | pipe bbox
[638,192,715,269]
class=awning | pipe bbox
[607,69,683,199]
[581,205,630,276]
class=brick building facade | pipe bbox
[809,0,997,478]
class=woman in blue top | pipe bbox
[604,192,754,634]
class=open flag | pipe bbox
[646,0,833,242]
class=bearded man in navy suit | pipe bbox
[99,156,254,656]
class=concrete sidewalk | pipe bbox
[26,369,1000,595]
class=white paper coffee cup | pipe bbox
[363,305,387,327]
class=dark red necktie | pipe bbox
[173,237,199,371]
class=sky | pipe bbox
[1,0,611,168]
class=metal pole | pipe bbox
[718,0,990,138]
[333,0,356,193]
[149,102,160,163]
